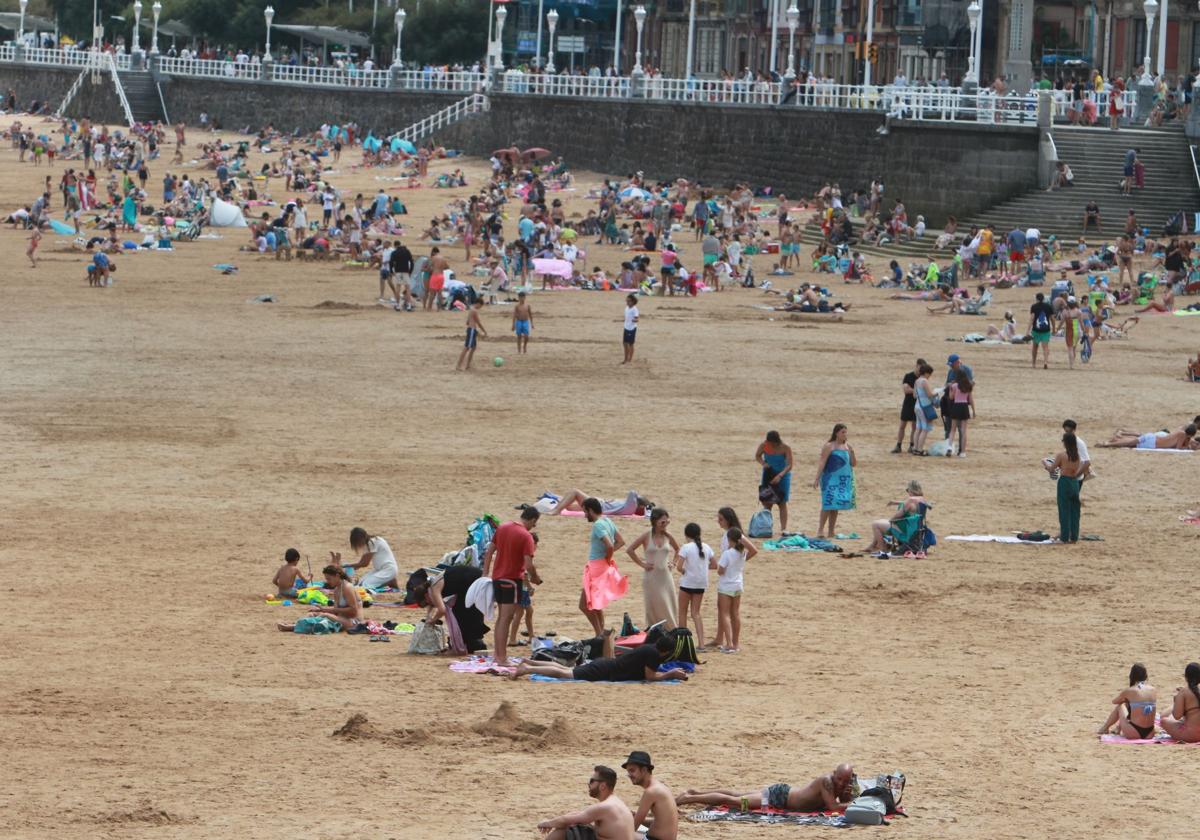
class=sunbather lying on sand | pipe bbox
[544,489,647,516]
[675,764,856,812]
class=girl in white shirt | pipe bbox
[716,527,747,653]
[335,526,399,590]
[674,523,715,648]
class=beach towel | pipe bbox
[946,534,1061,544]
[48,219,75,235]
[819,450,856,511]
[582,559,628,611]
[1131,448,1194,454]
[687,807,853,827]
[449,656,518,675]
[762,534,841,552]
[532,258,573,279]
[292,615,343,634]
[529,673,683,684]
[1100,733,1200,746]
[559,509,648,519]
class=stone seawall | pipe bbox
[0,66,1038,223]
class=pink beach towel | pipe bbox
[1100,734,1200,746]
[449,656,519,675]
[582,558,628,610]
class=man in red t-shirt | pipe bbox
[483,507,541,665]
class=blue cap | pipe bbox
[947,354,961,365]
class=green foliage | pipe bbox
[398,0,489,65]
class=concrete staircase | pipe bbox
[117,70,169,124]
[960,123,1199,242]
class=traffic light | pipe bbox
[868,43,879,63]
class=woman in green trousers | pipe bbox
[1044,432,1086,543]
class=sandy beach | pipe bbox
[2,113,1199,839]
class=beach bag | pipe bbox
[845,794,887,825]
[758,473,780,505]
[467,514,499,557]
[531,640,587,667]
[921,401,938,422]
[927,438,952,457]
[407,619,447,654]
[748,508,773,538]
[1033,308,1051,332]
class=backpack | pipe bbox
[666,627,700,664]
[1033,307,1050,332]
[531,640,587,667]
[748,508,773,538]
[467,514,499,557]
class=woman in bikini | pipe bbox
[276,565,362,632]
[1159,663,1200,743]
[1099,663,1158,739]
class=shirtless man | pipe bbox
[512,291,533,354]
[1099,424,1197,449]
[424,247,449,311]
[537,765,636,840]
[676,764,856,813]
[623,752,677,840]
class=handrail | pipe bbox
[398,93,488,143]
[156,77,170,124]
[54,67,90,118]
[104,53,136,126]
[1191,144,1200,201]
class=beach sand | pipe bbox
[1,114,1198,839]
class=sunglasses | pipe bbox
[588,778,602,784]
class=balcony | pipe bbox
[896,5,921,30]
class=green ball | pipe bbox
[493,356,505,367]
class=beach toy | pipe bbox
[493,356,504,367]
[282,600,292,606]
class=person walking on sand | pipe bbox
[626,507,679,630]
[26,226,41,267]
[580,497,628,636]
[622,293,639,364]
[456,298,487,371]
[1043,431,1086,543]
[512,291,533,354]
[814,424,856,538]
[1061,296,1083,369]
[1028,292,1054,369]
[894,358,925,453]
[425,246,448,311]
[755,430,794,533]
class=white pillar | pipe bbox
[685,0,696,77]
[132,0,142,53]
[863,0,875,86]
[393,8,405,67]
[547,9,558,73]
[973,0,984,82]
[768,0,778,74]
[150,0,161,54]
[264,5,275,62]
[1156,0,1168,77]
[966,1,980,83]
[785,4,797,81]
[614,0,623,72]
[535,0,544,67]
[633,6,646,74]
[495,5,507,70]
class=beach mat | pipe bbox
[946,534,1061,545]
[48,219,76,235]
[1132,448,1194,454]
[688,807,854,827]
[559,509,647,518]
[449,657,519,675]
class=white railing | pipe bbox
[0,43,15,62]
[268,63,391,88]
[394,69,486,93]
[114,52,132,70]
[502,71,631,99]
[643,75,779,104]
[19,46,101,69]
[399,92,488,143]
[54,67,90,118]
[157,55,261,79]
[103,52,135,126]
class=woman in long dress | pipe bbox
[813,424,857,538]
[626,508,678,630]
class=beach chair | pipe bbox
[962,289,992,315]
[885,503,933,555]
[1026,264,1046,286]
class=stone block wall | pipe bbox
[0,65,124,124]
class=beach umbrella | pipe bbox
[521,147,552,161]
[396,138,416,154]
[619,187,651,201]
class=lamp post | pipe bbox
[393,8,405,67]
[535,0,544,68]
[263,5,274,61]
[965,0,981,84]
[769,0,778,74]
[18,0,27,43]
[132,0,142,54]
[1142,0,1158,84]
[1156,0,1168,78]
[546,9,558,73]
[785,3,798,81]
[633,5,646,75]
[150,0,161,54]
[494,4,507,70]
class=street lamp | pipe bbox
[633,5,646,76]
[613,0,623,73]
[393,8,405,67]
[863,0,875,87]
[18,0,27,43]
[785,3,798,81]
[263,5,274,61]
[494,5,507,70]
[150,0,161,54]
[1142,0,1158,84]
[546,9,558,73]
[132,0,141,53]
[966,0,980,83]
[685,0,696,78]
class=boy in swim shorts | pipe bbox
[512,291,533,354]
[273,548,308,598]
[456,298,487,371]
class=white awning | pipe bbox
[270,24,372,49]
[0,12,58,32]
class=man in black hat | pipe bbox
[623,752,677,840]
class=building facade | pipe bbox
[508,0,1200,83]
